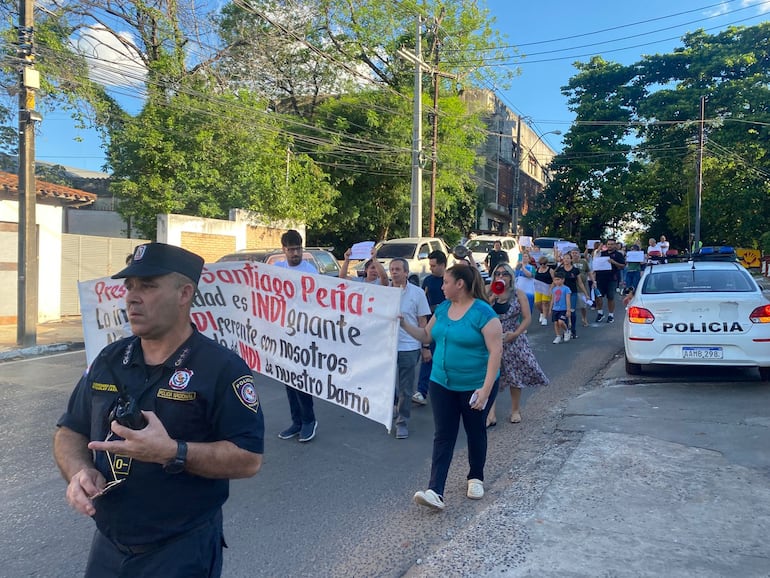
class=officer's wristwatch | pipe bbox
[163,440,188,474]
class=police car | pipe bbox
[623,247,770,380]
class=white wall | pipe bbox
[157,213,247,247]
[0,200,63,322]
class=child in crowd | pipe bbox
[533,256,553,325]
[548,271,572,344]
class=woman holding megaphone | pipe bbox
[486,264,549,427]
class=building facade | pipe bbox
[461,89,558,236]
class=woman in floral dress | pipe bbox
[486,263,549,426]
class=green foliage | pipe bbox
[546,24,770,250]
[301,89,483,250]
[110,89,338,238]
[760,232,770,255]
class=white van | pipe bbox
[465,235,519,274]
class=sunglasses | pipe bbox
[493,271,511,277]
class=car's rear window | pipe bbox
[642,269,755,294]
[377,243,417,259]
[217,252,272,263]
[467,240,495,252]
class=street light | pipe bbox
[512,125,561,235]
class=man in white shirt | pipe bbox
[390,258,431,439]
[275,230,319,442]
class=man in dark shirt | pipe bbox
[593,238,626,324]
[54,243,264,577]
[413,250,447,405]
[485,240,509,274]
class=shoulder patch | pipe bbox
[232,375,260,413]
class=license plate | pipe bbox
[682,346,723,359]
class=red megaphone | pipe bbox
[491,279,506,295]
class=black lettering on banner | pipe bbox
[326,374,369,415]
[278,339,348,375]
[273,364,324,395]
[192,286,226,308]
[283,310,362,346]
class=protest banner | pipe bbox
[79,262,400,430]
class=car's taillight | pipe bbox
[627,306,655,324]
[749,304,770,323]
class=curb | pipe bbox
[0,341,85,362]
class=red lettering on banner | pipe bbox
[300,277,364,316]
[94,281,126,304]
[191,310,219,332]
[238,342,262,371]
[252,291,286,326]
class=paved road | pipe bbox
[0,317,624,576]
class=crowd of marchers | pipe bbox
[52,229,674,576]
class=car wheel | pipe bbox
[625,354,642,375]
[759,367,770,382]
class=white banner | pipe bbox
[78,262,400,430]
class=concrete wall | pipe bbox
[0,200,63,323]
[65,207,143,238]
[0,206,304,324]
[158,211,305,263]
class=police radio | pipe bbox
[102,350,148,430]
[108,390,147,430]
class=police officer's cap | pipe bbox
[112,242,205,284]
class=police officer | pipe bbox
[54,242,264,577]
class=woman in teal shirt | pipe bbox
[400,265,502,510]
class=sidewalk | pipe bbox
[410,357,770,577]
[0,316,84,361]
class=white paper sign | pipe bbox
[591,256,612,271]
[626,251,645,263]
[515,276,534,296]
[587,240,601,251]
[555,241,578,255]
[518,236,532,247]
[78,262,401,430]
[350,241,375,260]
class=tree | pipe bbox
[539,24,770,249]
[109,89,338,238]
[528,57,643,242]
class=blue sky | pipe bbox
[33,0,770,172]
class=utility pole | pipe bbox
[397,14,455,237]
[512,115,522,236]
[17,0,41,346]
[429,36,439,237]
[428,8,445,238]
[694,95,705,251]
[410,15,423,238]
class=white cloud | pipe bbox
[744,0,770,14]
[706,1,730,17]
[73,25,147,88]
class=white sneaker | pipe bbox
[563,332,571,342]
[552,336,562,344]
[540,317,547,326]
[538,314,545,323]
[414,489,445,510]
[467,479,484,499]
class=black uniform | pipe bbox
[486,249,509,273]
[58,326,264,576]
